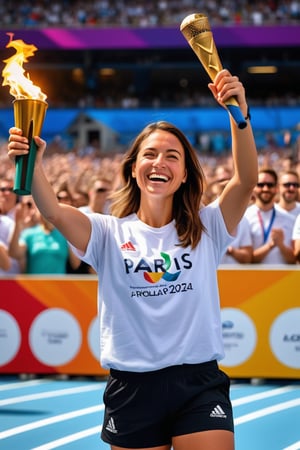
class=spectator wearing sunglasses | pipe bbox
[275,170,300,218]
[244,167,296,264]
[0,177,22,275]
[79,177,112,215]
[0,177,19,219]
[0,213,22,275]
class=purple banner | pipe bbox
[1,25,299,50]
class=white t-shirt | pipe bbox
[78,205,93,215]
[73,200,232,372]
[245,204,295,264]
[292,214,300,240]
[220,216,252,264]
[275,202,300,219]
[0,215,21,275]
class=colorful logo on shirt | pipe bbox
[143,252,180,283]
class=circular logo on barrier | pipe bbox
[221,308,257,367]
[88,316,100,361]
[29,308,81,366]
[0,310,21,366]
[270,308,300,369]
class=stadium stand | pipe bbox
[0,0,299,155]
[0,0,299,28]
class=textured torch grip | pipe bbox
[14,129,37,195]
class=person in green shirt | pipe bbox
[8,198,79,274]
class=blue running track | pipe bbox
[0,376,300,449]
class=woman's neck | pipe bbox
[137,196,173,227]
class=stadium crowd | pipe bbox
[1,0,299,28]
[1,1,299,108]
[1,130,300,274]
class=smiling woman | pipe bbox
[130,128,188,227]
[111,122,202,244]
[7,68,257,450]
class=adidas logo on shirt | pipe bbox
[105,417,118,434]
[210,404,227,419]
[120,241,136,251]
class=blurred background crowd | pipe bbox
[0,1,299,108]
[1,0,300,28]
[0,0,300,274]
[1,143,300,275]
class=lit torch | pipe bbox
[2,34,48,195]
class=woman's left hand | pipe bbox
[208,69,248,116]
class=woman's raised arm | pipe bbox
[8,128,91,253]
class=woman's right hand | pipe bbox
[7,127,46,164]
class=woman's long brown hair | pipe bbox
[110,121,206,249]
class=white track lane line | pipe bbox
[31,425,103,450]
[232,385,297,407]
[0,379,48,391]
[234,397,300,425]
[0,384,102,406]
[283,441,300,450]
[0,405,104,439]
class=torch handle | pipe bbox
[13,120,37,195]
[226,104,247,129]
[12,99,47,195]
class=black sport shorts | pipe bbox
[101,360,234,448]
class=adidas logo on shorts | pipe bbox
[105,417,118,434]
[210,404,227,419]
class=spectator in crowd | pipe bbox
[206,176,253,264]
[56,186,73,206]
[0,177,23,275]
[0,239,10,271]
[76,177,112,273]
[214,165,232,183]
[221,215,253,264]
[202,163,233,205]
[72,189,89,208]
[54,184,94,273]
[0,177,18,219]
[1,0,299,28]
[7,68,257,450]
[275,169,300,218]
[245,167,296,264]
[0,212,13,272]
[79,176,112,214]
[19,195,41,229]
[292,213,300,262]
[0,213,23,275]
[8,199,80,274]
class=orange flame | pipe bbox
[2,33,47,101]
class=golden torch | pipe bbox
[2,34,48,195]
[180,14,247,129]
